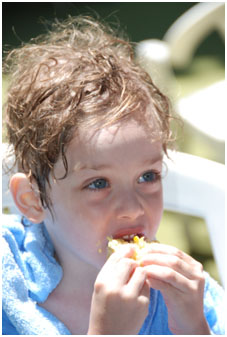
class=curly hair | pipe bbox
[3,15,174,211]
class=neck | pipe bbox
[54,246,99,300]
[40,236,101,334]
[44,250,99,334]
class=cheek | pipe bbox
[156,189,164,217]
[45,208,105,256]
[77,194,112,221]
[46,193,108,241]
[148,189,163,225]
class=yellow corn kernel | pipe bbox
[133,235,140,244]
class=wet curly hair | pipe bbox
[3,15,174,211]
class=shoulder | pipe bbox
[2,213,25,236]
[2,214,26,266]
[2,214,34,263]
[203,272,225,334]
[2,214,63,302]
[2,214,66,335]
[2,213,51,258]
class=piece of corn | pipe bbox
[107,235,159,260]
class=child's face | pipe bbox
[44,118,163,269]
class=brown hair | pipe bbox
[3,15,174,211]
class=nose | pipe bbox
[115,188,145,220]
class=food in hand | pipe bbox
[107,235,159,260]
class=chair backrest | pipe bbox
[135,3,225,143]
[2,144,225,285]
[163,151,225,286]
[135,2,225,92]
[163,2,225,69]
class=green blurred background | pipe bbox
[2,2,225,283]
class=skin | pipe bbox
[10,117,210,334]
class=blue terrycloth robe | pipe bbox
[2,214,225,335]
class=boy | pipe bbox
[2,16,225,335]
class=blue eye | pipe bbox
[138,171,160,183]
[87,178,109,190]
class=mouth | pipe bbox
[110,226,150,243]
[107,233,159,260]
[116,232,145,243]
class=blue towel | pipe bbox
[2,214,70,335]
[2,214,225,335]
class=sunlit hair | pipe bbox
[3,15,174,211]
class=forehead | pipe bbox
[76,102,161,146]
[81,119,149,146]
[62,118,163,171]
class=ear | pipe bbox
[10,173,45,224]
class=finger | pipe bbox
[138,279,150,309]
[144,264,192,293]
[143,243,197,266]
[140,253,200,280]
[146,277,173,295]
[127,267,148,296]
[114,258,139,286]
[100,246,138,287]
[96,258,138,288]
[108,244,136,263]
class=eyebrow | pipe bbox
[142,155,163,167]
[72,162,111,172]
[72,154,163,173]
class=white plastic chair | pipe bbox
[135,2,225,143]
[2,143,225,286]
[163,151,225,287]
[163,2,224,69]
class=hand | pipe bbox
[140,243,210,335]
[88,245,150,335]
